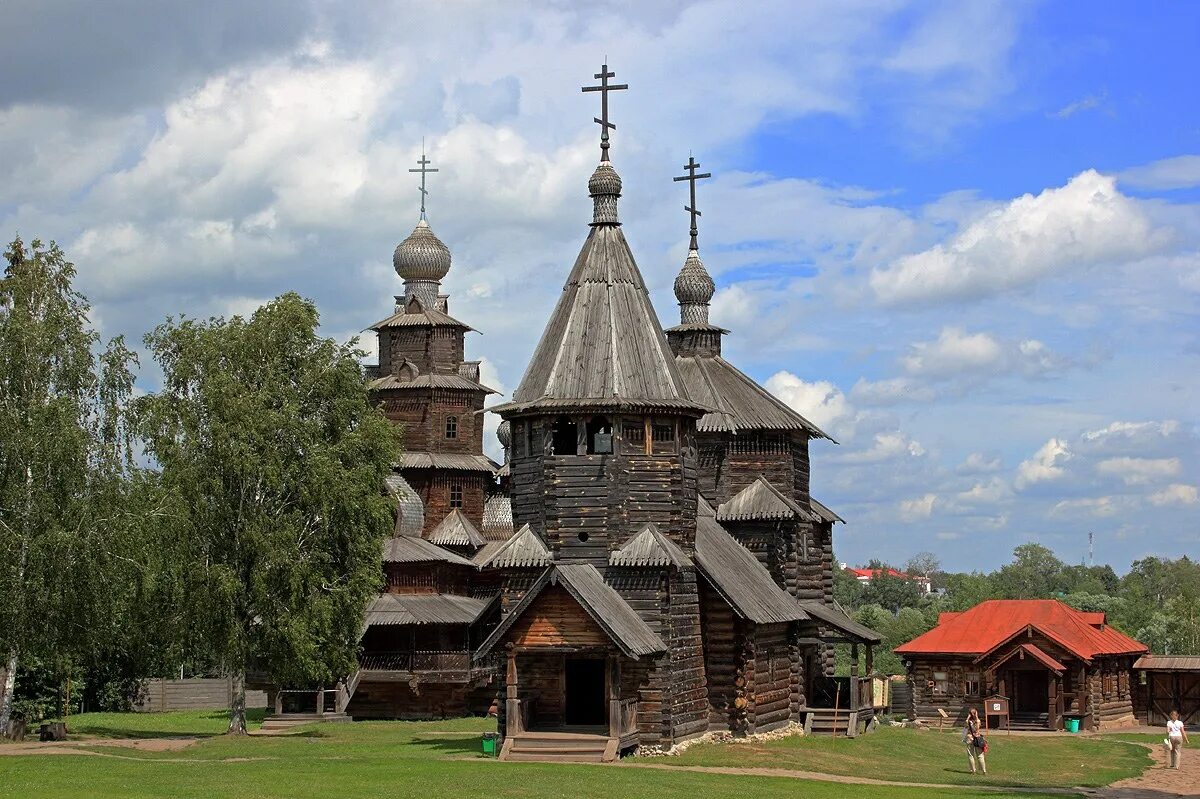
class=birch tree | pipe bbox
[0,237,138,735]
[138,293,397,733]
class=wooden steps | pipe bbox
[804,708,856,737]
[259,713,351,732]
[501,731,616,762]
[1007,712,1051,731]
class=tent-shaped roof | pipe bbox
[895,600,1148,660]
[609,523,692,568]
[476,564,667,659]
[490,163,706,417]
[426,509,486,548]
[717,476,822,523]
[385,473,424,538]
[482,494,513,540]
[675,355,830,439]
[694,515,807,625]
[474,523,552,569]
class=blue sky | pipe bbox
[1,0,1196,572]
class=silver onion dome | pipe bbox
[588,162,622,226]
[393,219,451,283]
[674,249,715,306]
[496,419,511,450]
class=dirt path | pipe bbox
[613,761,1082,794]
[1093,742,1199,798]
[0,737,198,756]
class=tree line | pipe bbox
[834,544,1200,676]
[0,237,399,735]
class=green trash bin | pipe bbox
[481,732,499,756]
[1065,717,1080,733]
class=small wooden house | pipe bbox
[895,600,1148,731]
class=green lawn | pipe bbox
[49,708,268,738]
[647,726,1152,790]
[0,713,1130,799]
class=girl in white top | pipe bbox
[1167,710,1189,770]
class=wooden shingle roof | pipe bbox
[492,188,706,416]
[385,473,424,538]
[369,302,473,331]
[397,452,499,472]
[426,509,486,548]
[675,354,830,438]
[694,515,808,625]
[717,476,822,523]
[798,600,883,643]
[810,497,844,524]
[475,564,667,659]
[381,535,474,567]
[609,523,692,568]
[364,593,496,626]
[370,373,497,393]
[474,523,551,569]
[482,494,513,540]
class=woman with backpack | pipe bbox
[964,707,988,775]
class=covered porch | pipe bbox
[798,600,886,736]
[475,564,665,761]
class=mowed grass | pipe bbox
[0,712,1128,799]
[649,725,1152,789]
[51,708,269,738]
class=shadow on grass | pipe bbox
[409,735,489,758]
[69,709,269,739]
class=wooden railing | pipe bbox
[358,650,472,672]
[617,697,638,736]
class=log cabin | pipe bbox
[894,600,1148,731]
[268,66,883,758]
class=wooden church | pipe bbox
[343,65,882,760]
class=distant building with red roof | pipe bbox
[894,599,1148,731]
[844,566,932,594]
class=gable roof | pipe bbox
[717,476,822,523]
[894,600,1148,661]
[491,222,706,417]
[675,354,830,439]
[364,592,496,627]
[693,515,807,624]
[609,523,692,568]
[475,564,667,659]
[474,523,552,569]
[482,494,513,540]
[809,497,844,524]
[426,509,486,548]
[985,643,1067,675]
[381,535,474,567]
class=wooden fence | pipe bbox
[135,677,268,713]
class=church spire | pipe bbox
[394,146,450,308]
[582,63,628,227]
[672,156,715,325]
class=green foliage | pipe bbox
[136,293,400,722]
[0,236,146,731]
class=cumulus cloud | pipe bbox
[900,326,1070,380]
[1015,438,1072,489]
[835,432,926,464]
[764,372,854,437]
[870,170,1168,305]
[899,494,937,520]
[958,452,1003,475]
[1050,496,1117,518]
[850,377,936,405]
[1095,457,1181,485]
[1147,484,1199,506]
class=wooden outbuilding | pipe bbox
[895,600,1148,731]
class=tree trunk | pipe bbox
[0,652,17,737]
[228,669,247,735]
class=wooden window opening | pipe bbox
[965,672,981,696]
[445,415,458,439]
[932,671,950,696]
[449,484,463,508]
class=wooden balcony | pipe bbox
[356,649,480,682]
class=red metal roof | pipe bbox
[895,600,1148,661]
[846,567,929,582]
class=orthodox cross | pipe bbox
[673,155,711,250]
[581,63,628,161]
[409,143,438,220]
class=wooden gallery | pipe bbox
[273,66,886,760]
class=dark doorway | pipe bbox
[565,658,606,727]
[551,416,578,455]
[1014,671,1049,714]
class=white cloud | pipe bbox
[1095,457,1181,485]
[836,432,926,464]
[1051,496,1117,518]
[850,376,936,405]
[870,170,1167,304]
[1148,484,1199,507]
[900,326,1070,379]
[1048,91,1106,120]
[1015,438,1072,489]
[958,452,1003,474]
[956,478,1010,505]
[1119,155,1200,191]
[899,493,937,520]
[764,372,853,437]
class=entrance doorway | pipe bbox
[1014,671,1049,714]
[564,658,606,727]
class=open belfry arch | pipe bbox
[285,63,881,757]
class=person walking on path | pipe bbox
[964,707,987,775]
[1166,709,1189,770]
